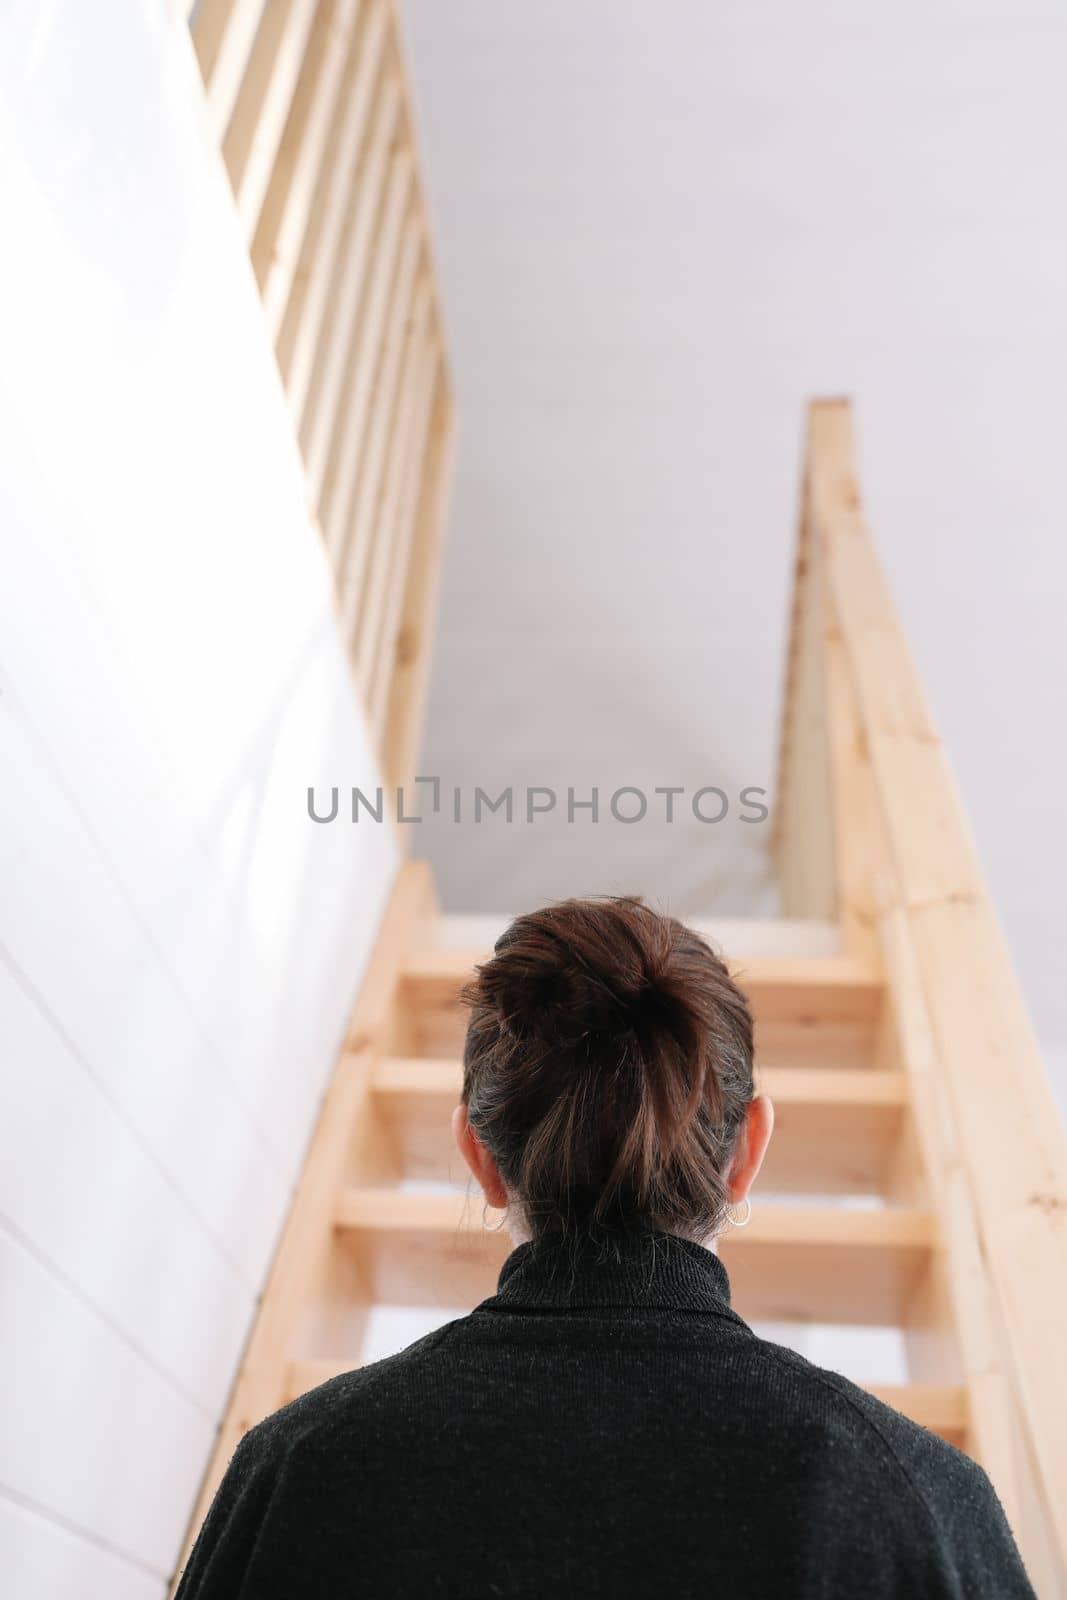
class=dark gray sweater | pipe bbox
[176,1227,1033,1598]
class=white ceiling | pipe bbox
[400,0,1067,1068]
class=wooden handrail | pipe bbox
[778,398,1067,1587]
[771,428,837,923]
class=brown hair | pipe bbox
[460,896,755,1239]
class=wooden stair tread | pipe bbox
[396,949,886,1057]
[401,947,883,1019]
[333,1187,934,1327]
[372,1056,906,1101]
[866,1384,968,1440]
[369,1058,909,1197]
[335,1186,932,1241]
[421,914,845,960]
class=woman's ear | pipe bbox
[451,1103,509,1210]
[727,1093,774,1205]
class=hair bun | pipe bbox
[473,898,694,1052]
[460,895,755,1237]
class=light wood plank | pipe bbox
[192,0,266,141]
[808,397,1067,1568]
[333,1187,934,1326]
[362,341,441,726]
[773,473,837,920]
[223,0,320,236]
[175,861,436,1576]
[322,211,423,550]
[190,0,239,84]
[368,1056,908,1197]
[422,914,843,959]
[187,0,454,802]
[338,276,432,633]
[379,376,456,795]
[261,0,389,333]
[371,1059,906,1108]
[284,1355,361,1399]
[394,948,884,1056]
[823,594,882,963]
[277,65,399,408]
[867,1383,968,1445]
[300,143,414,495]
[381,0,455,402]
[880,904,1017,1514]
[347,288,433,651]
[249,0,360,274]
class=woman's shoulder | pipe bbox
[757,1337,1031,1588]
[745,1335,1000,1512]
[238,1320,463,1462]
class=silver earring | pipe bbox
[481,1202,507,1233]
[726,1197,752,1228]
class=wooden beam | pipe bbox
[823,602,882,964]
[251,0,364,284]
[394,948,884,1056]
[343,285,434,653]
[772,460,837,919]
[277,67,399,408]
[879,904,1018,1517]
[297,141,412,468]
[363,341,441,727]
[333,1187,934,1326]
[379,379,456,796]
[321,213,423,553]
[338,276,431,636]
[369,1057,909,1197]
[262,0,390,337]
[808,397,1067,1569]
[222,0,319,234]
[867,1383,968,1445]
[174,862,436,1577]
[191,0,265,140]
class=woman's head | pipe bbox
[453,896,772,1243]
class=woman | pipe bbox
[178,897,1032,1598]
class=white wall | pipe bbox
[401,0,1067,1104]
[0,2,395,1591]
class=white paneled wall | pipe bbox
[0,1,396,1591]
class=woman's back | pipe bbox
[180,1228,1028,1598]
[177,899,1033,1597]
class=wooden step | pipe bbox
[280,1356,967,1447]
[425,915,845,960]
[370,1058,908,1197]
[394,948,885,1057]
[333,1187,934,1326]
[866,1384,969,1447]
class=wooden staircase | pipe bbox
[177,401,1067,1596]
[184,872,952,1463]
[215,903,968,1446]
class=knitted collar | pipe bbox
[475,1226,741,1318]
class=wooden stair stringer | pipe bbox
[176,859,437,1572]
